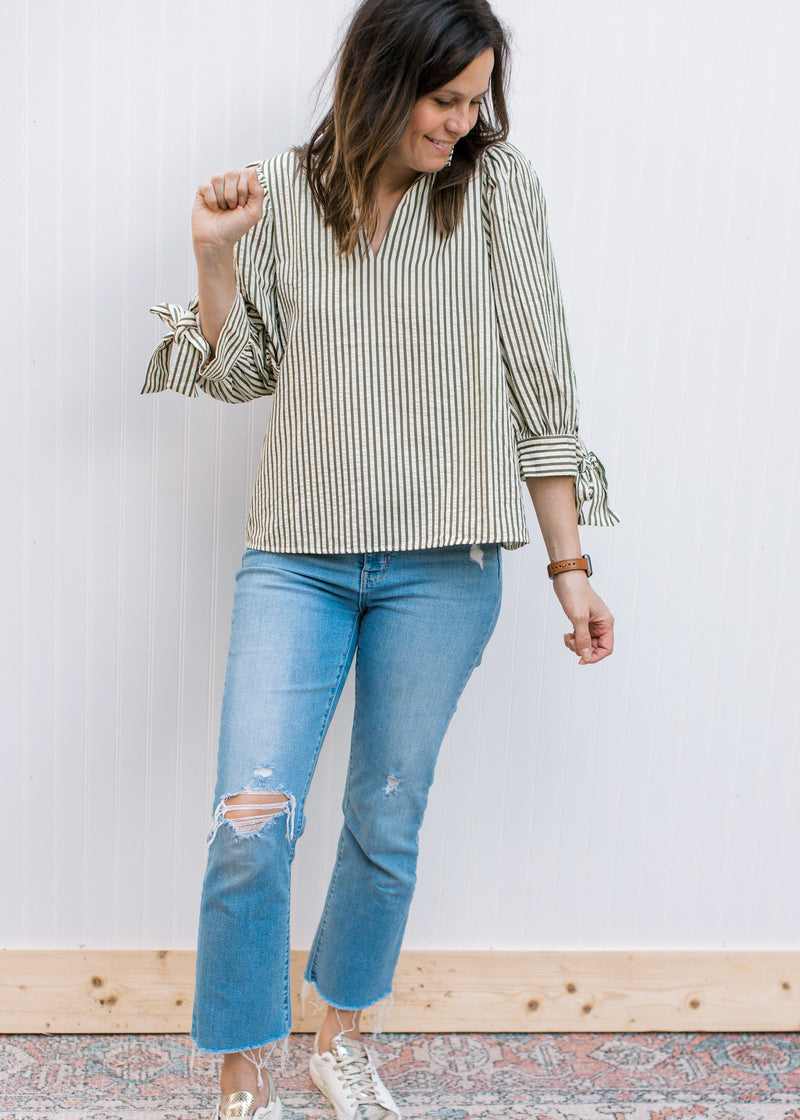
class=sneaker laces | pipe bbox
[330,1037,395,1120]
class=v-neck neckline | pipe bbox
[364,173,430,261]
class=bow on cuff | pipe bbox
[149,301,210,360]
[575,438,620,527]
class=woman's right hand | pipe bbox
[192,167,264,251]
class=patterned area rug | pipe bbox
[1,1032,800,1120]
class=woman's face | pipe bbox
[386,47,495,182]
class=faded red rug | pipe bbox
[1,1032,799,1119]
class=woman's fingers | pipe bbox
[564,612,614,664]
[590,615,615,662]
[208,170,242,210]
[192,167,264,248]
[198,170,260,211]
[573,617,593,665]
[243,167,265,215]
[222,170,240,209]
[553,576,614,666]
[197,178,220,211]
[238,168,253,206]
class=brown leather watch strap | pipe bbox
[547,554,593,579]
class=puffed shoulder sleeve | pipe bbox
[482,144,618,526]
[141,163,284,404]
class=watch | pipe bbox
[547,554,592,579]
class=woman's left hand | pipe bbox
[551,571,614,665]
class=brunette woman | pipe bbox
[144,0,617,1116]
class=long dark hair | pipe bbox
[297,0,511,256]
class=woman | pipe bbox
[144,0,617,1116]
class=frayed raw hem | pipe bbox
[190,1033,291,1069]
[363,991,394,1036]
[300,977,326,1018]
[301,973,394,1035]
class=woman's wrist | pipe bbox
[194,240,236,268]
[550,567,590,585]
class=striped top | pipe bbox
[143,142,617,552]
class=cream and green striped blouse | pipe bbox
[143,141,617,552]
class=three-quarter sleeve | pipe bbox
[141,165,284,404]
[483,144,618,526]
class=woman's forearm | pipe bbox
[527,474,614,665]
[195,243,238,354]
[190,167,266,354]
[525,475,582,561]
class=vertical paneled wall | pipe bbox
[3,0,799,951]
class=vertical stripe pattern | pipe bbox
[143,142,617,552]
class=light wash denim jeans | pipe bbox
[192,545,502,1053]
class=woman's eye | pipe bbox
[432,96,483,109]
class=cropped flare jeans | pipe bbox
[192,545,502,1053]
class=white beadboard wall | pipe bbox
[3,0,799,953]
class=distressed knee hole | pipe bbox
[207,789,296,845]
[223,791,288,834]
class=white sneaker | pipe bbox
[215,1078,283,1120]
[309,1033,401,1120]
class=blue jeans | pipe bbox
[192,545,502,1053]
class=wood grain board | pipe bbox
[2,950,799,1034]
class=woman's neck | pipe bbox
[377,155,422,198]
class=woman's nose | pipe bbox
[447,105,472,137]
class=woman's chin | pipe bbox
[419,151,451,174]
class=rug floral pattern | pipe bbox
[1,1032,799,1119]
